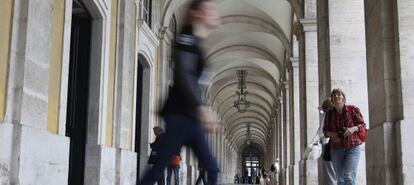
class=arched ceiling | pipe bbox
[161,0,294,153]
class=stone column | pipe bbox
[217,125,223,183]
[283,78,293,184]
[224,137,228,182]
[282,82,289,185]
[279,90,285,185]
[286,62,293,185]
[113,0,139,184]
[277,101,282,166]
[396,1,414,183]
[221,131,225,182]
[364,0,414,184]
[274,118,276,167]
[289,56,300,185]
[316,0,332,184]
[273,116,276,162]
[296,16,320,185]
[316,0,331,97]
[285,64,295,185]
[302,19,320,185]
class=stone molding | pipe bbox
[292,21,303,38]
[137,20,159,66]
[289,57,299,68]
[299,18,317,32]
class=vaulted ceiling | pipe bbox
[161,0,299,153]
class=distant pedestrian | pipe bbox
[166,153,181,185]
[147,126,165,185]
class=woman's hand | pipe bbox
[343,126,359,138]
[198,105,219,133]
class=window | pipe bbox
[139,0,152,27]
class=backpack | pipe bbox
[170,155,181,168]
[346,105,366,143]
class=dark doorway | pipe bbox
[242,146,261,184]
[66,1,92,185]
[135,55,145,183]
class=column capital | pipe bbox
[157,26,174,41]
[282,80,289,89]
[299,18,317,32]
[289,57,299,68]
[292,21,303,38]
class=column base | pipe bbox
[366,122,402,185]
[84,144,116,185]
[116,149,137,185]
[399,120,414,184]
[299,159,319,185]
[0,123,70,185]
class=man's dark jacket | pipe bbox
[161,25,204,119]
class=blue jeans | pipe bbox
[167,166,179,185]
[330,145,361,185]
[324,160,337,185]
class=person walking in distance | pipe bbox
[147,126,165,185]
[166,153,181,185]
[139,0,222,184]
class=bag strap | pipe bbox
[347,105,357,126]
[310,124,323,144]
[347,105,366,131]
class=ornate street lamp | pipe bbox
[234,70,250,113]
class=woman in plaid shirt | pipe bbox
[323,88,366,185]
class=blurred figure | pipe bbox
[259,167,269,185]
[323,89,366,185]
[319,98,337,185]
[147,126,165,185]
[269,165,276,185]
[234,172,240,184]
[243,168,249,183]
[251,169,257,184]
[274,159,280,185]
[139,0,221,184]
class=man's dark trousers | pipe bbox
[140,114,219,185]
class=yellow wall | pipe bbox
[0,0,14,122]
[106,0,119,146]
[47,0,66,133]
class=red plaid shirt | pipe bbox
[323,105,366,149]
